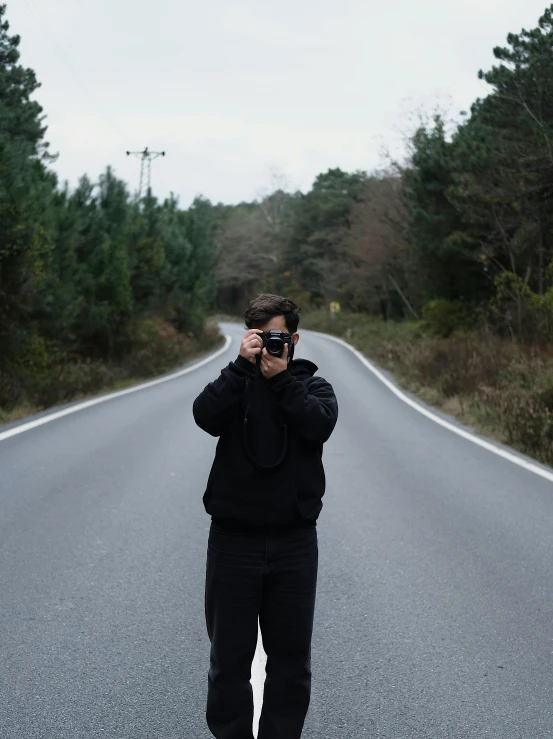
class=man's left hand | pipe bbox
[260,342,289,379]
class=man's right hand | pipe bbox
[240,329,263,364]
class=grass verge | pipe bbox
[0,319,224,425]
[303,310,553,467]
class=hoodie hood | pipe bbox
[288,358,318,379]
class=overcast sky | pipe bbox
[9,0,551,206]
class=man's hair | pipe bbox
[244,294,301,334]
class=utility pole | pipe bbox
[126,147,166,198]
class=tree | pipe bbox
[0,3,56,377]
[343,173,421,319]
[164,196,218,334]
[214,190,295,313]
[282,168,368,305]
[469,7,553,295]
[403,116,488,305]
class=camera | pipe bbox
[259,330,295,359]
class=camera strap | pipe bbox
[242,366,289,470]
[242,418,289,471]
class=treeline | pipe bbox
[3,4,553,415]
[0,5,220,412]
[211,5,553,347]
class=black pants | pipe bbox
[205,521,318,739]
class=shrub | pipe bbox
[478,384,553,461]
[422,299,473,338]
[488,271,553,344]
[303,308,553,463]
[125,317,194,377]
[199,320,224,350]
[36,360,115,407]
[0,318,223,417]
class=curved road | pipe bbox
[1,322,553,738]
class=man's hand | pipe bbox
[240,329,263,364]
[260,342,289,379]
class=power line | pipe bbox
[126,148,166,198]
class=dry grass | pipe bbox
[0,403,41,424]
[303,310,553,466]
[0,320,224,423]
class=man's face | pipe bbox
[255,315,300,356]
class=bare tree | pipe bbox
[339,173,421,319]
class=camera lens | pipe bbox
[266,337,283,356]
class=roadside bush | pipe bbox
[0,318,223,419]
[488,272,553,344]
[303,308,553,465]
[198,320,224,350]
[125,318,192,377]
[422,299,473,338]
[478,384,553,461]
[36,360,115,408]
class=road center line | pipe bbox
[251,621,266,737]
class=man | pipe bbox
[193,293,338,739]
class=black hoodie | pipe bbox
[193,354,338,531]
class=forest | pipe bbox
[3,3,553,461]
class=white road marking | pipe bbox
[1,329,273,725]
[7,323,551,729]
[251,621,267,737]
[318,331,553,484]
[0,335,233,443]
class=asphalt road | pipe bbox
[2,321,553,738]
